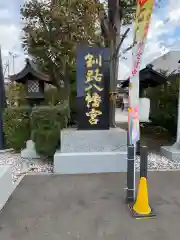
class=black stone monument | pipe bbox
[76,46,110,130]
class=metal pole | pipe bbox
[0,47,6,149]
[140,146,148,178]
[126,136,136,203]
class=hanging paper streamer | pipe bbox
[128,0,155,144]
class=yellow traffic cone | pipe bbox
[128,177,155,219]
[133,177,151,214]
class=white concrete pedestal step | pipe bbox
[161,144,180,162]
[54,151,127,174]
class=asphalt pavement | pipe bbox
[0,172,180,240]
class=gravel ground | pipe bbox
[0,110,176,183]
[0,150,180,184]
[0,151,53,183]
[135,153,180,171]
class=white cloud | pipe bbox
[0,1,25,77]
[0,9,11,21]
[118,0,180,80]
[0,0,52,78]
[0,22,25,76]
[0,25,20,54]
[0,0,180,81]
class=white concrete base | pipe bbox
[54,128,127,174]
[161,145,180,161]
[60,128,127,153]
[21,140,40,159]
[54,151,127,174]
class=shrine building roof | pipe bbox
[121,65,168,89]
[9,58,51,84]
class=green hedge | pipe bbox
[3,102,69,157]
[31,104,69,158]
[3,106,31,151]
[146,77,178,137]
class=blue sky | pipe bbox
[0,0,180,78]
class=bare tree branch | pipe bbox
[113,27,130,60]
[117,40,136,59]
[122,41,135,54]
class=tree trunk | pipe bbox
[109,39,116,127]
[109,2,121,128]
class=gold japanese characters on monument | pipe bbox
[84,53,104,125]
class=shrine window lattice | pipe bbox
[27,80,40,93]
